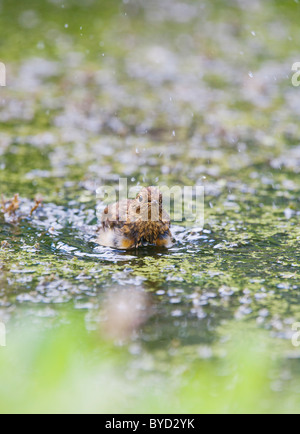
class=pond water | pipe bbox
[1,0,300,412]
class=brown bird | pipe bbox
[97,186,173,249]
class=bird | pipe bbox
[97,186,173,250]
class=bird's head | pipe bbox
[130,186,163,222]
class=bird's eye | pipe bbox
[138,196,143,203]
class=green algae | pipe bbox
[0,0,300,409]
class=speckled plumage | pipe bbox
[97,187,173,249]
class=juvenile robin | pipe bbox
[97,186,173,249]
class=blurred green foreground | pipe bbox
[0,316,299,414]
